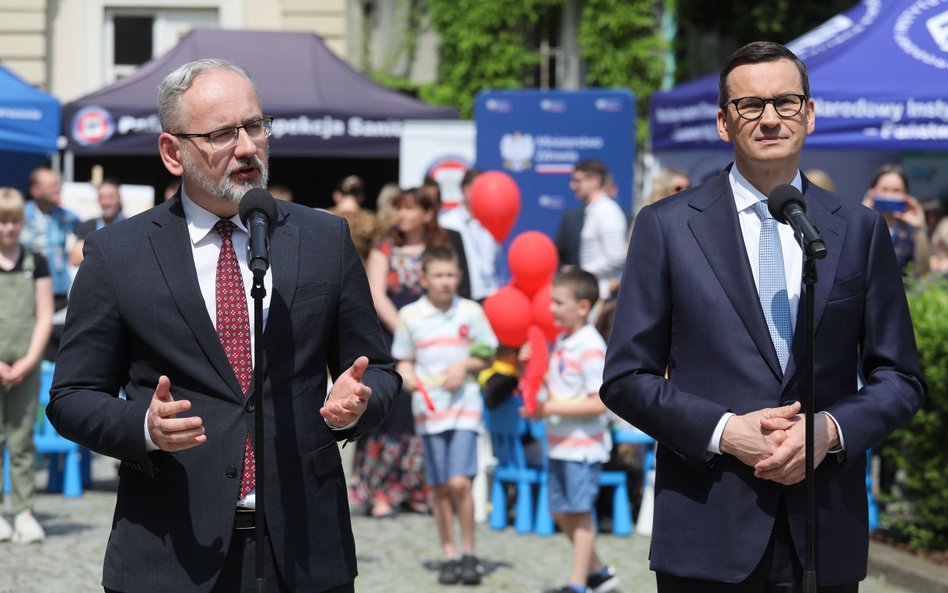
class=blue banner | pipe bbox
[475,90,636,252]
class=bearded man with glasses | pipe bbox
[603,41,924,593]
[48,58,400,593]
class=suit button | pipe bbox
[226,466,238,478]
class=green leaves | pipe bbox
[883,277,948,551]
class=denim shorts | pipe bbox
[548,458,602,513]
[421,429,478,486]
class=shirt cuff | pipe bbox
[144,412,159,452]
[822,411,846,453]
[707,412,735,456]
[323,390,359,431]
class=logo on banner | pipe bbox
[500,132,535,171]
[895,0,948,70]
[426,157,470,208]
[595,98,624,112]
[485,99,513,113]
[540,99,567,113]
[71,106,115,146]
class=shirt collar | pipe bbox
[417,295,461,316]
[179,186,247,245]
[729,166,803,214]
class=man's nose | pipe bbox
[758,102,782,125]
[233,128,260,157]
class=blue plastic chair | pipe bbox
[484,396,548,534]
[610,427,656,534]
[2,361,90,498]
[867,449,879,532]
[528,421,641,537]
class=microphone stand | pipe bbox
[250,272,267,593]
[801,254,818,593]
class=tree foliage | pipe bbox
[423,0,558,117]
[673,0,859,83]
[882,277,948,551]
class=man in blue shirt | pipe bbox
[22,166,79,359]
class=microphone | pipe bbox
[768,184,827,260]
[238,188,278,277]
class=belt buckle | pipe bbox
[235,508,256,531]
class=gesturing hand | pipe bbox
[321,356,372,428]
[146,375,206,451]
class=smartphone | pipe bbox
[872,196,908,213]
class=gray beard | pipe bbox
[181,150,269,203]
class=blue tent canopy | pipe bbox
[651,0,948,151]
[0,63,59,154]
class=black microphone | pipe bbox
[768,184,827,260]
[238,188,278,277]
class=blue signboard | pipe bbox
[475,90,636,252]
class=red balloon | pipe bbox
[531,284,560,342]
[483,286,532,347]
[469,171,521,243]
[508,231,558,297]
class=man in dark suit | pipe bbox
[47,59,399,593]
[602,42,925,592]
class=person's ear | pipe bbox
[158,133,184,177]
[578,298,593,317]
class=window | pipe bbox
[113,16,154,67]
[104,9,218,83]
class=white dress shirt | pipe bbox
[144,188,273,508]
[707,167,844,456]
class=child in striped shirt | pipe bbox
[524,268,617,593]
[392,245,497,586]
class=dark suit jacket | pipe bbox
[555,206,585,268]
[602,169,925,586]
[48,195,400,593]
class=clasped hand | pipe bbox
[720,401,839,486]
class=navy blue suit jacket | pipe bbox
[602,169,924,585]
[48,195,400,593]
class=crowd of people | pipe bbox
[0,40,940,593]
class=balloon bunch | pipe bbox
[470,171,561,414]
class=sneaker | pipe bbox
[0,516,12,542]
[460,554,481,585]
[550,586,589,593]
[438,558,460,585]
[586,565,619,593]
[12,510,45,544]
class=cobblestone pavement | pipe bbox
[0,454,914,593]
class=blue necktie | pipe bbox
[752,200,792,371]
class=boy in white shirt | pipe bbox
[392,246,497,586]
[525,268,618,593]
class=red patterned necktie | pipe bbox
[213,219,255,499]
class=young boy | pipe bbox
[526,268,618,593]
[0,187,53,544]
[391,245,497,585]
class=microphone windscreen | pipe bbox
[239,188,278,226]
[768,184,805,223]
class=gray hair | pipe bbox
[157,58,257,132]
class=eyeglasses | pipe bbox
[725,94,806,121]
[172,116,273,150]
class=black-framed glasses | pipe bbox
[172,116,273,150]
[725,94,806,121]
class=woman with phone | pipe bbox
[863,164,930,277]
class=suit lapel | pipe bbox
[688,172,785,380]
[782,185,847,384]
[147,198,245,401]
[263,205,299,354]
